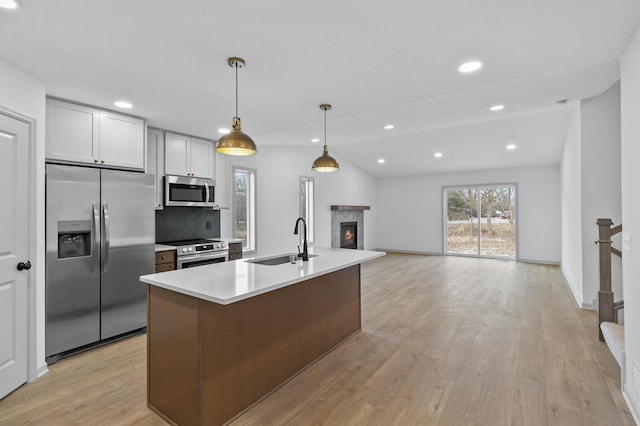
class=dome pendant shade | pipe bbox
[312,145,339,172]
[312,103,339,172]
[216,117,257,156]
[215,57,257,156]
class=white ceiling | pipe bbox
[1,0,639,177]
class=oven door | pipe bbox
[177,251,227,269]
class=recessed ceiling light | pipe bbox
[0,0,20,9]
[434,152,443,158]
[218,128,231,135]
[384,124,395,130]
[114,100,132,109]
[311,138,320,143]
[377,158,385,164]
[458,60,483,73]
[506,144,517,150]
[490,105,505,111]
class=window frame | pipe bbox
[299,176,315,244]
[232,166,257,254]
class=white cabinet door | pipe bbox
[147,128,165,209]
[189,137,214,179]
[164,132,190,176]
[46,99,99,164]
[213,152,229,209]
[99,111,145,169]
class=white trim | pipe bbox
[561,264,584,308]
[623,384,640,425]
[0,105,48,383]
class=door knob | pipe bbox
[17,261,31,271]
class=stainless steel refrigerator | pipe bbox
[45,164,155,361]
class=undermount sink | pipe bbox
[247,253,318,266]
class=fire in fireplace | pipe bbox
[340,222,357,249]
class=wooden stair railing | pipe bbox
[596,218,623,341]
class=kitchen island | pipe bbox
[140,247,384,425]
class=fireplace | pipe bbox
[331,205,369,250]
[340,222,358,249]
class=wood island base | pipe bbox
[147,265,361,425]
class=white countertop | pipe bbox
[140,247,385,305]
[155,244,175,252]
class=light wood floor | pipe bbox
[0,253,634,425]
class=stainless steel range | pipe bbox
[162,239,228,268]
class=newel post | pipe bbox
[597,218,614,341]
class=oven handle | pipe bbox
[177,251,227,263]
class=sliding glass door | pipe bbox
[445,185,516,258]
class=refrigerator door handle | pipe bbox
[92,202,100,273]
[102,201,111,272]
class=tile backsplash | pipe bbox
[155,207,220,242]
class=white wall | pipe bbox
[376,165,561,263]
[0,58,47,378]
[220,146,377,255]
[561,106,584,305]
[580,81,622,309]
[620,24,640,423]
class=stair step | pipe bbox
[600,322,624,366]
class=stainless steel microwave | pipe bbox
[164,175,215,207]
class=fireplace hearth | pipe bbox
[340,222,357,249]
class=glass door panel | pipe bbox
[446,185,516,259]
[479,186,515,257]
[446,188,478,255]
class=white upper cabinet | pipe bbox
[164,132,214,179]
[98,111,145,169]
[46,99,99,164]
[147,128,165,210]
[213,152,229,209]
[189,137,214,179]
[46,98,145,170]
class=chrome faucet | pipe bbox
[293,217,309,261]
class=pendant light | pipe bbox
[311,104,339,172]
[216,57,257,156]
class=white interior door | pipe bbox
[0,113,30,399]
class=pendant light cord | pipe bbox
[235,62,239,118]
[324,107,327,149]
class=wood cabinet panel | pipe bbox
[227,242,242,260]
[147,265,361,425]
[147,286,198,426]
[155,250,176,273]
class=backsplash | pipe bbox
[155,207,220,242]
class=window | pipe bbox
[444,184,516,259]
[299,176,314,243]
[233,167,256,252]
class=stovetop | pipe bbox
[161,239,219,246]
[160,238,228,255]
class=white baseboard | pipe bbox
[561,265,584,308]
[622,354,640,425]
[623,384,640,425]
[373,248,442,256]
[35,363,48,380]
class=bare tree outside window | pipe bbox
[446,184,516,258]
[233,167,256,252]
